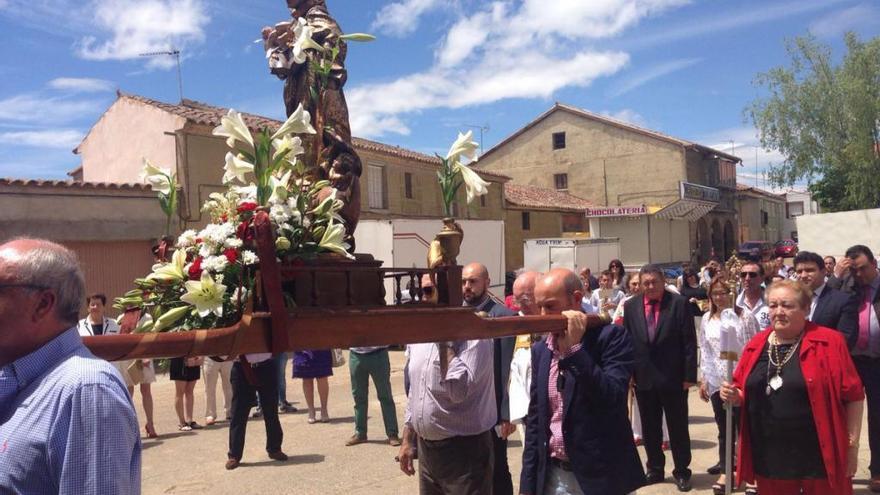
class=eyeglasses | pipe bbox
[739,272,760,279]
[422,287,435,295]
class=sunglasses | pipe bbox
[740,272,760,279]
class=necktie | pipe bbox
[0,366,18,420]
[647,300,658,343]
[858,287,874,350]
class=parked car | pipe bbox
[775,239,799,258]
[738,241,774,262]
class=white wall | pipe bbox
[797,209,880,257]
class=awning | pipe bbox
[653,198,717,221]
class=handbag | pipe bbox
[331,349,346,367]
[126,360,145,385]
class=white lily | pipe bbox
[272,135,304,161]
[454,162,491,204]
[180,271,228,318]
[319,222,353,258]
[147,249,187,283]
[269,170,292,203]
[223,152,255,184]
[445,130,480,164]
[212,109,254,149]
[272,103,316,140]
[140,158,173,195]
[291,17,325,65]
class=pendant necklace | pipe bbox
[765,331,803,396]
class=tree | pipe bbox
[748,32,880,211]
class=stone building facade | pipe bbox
[735,184,785,244]
[474,103,741,265]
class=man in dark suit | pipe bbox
[520,268,645,495]
[827,244,880,491]
[462,262,516,495]
[794,250,858,347]
[623,264,697,492]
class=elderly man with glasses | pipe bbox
[0,238,141,494]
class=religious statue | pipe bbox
[263,0,362,249]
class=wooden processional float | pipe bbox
[82,211,608,362]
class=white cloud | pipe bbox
[0,94,105,123]
[355,0,694,138]
[75,0,209,69]
[809,4,880,38]
[48,77,115,93]
[0,129,84,149]
[601,109,647,127]
[372,0,444,37]
[609,58,701,97]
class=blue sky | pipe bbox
[1,0,878,190]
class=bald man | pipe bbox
[509,271,540,440]
[0,238,141,494]
[520,268,645,495]
[462,262,517,495]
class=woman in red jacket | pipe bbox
[720,279,864,494]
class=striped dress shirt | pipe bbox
[404,339,496,441]
[0,327,141,494]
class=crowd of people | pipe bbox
[3,236,880,495]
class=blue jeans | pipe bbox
[276,353,289,403]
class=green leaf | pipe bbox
[339,33,376,42]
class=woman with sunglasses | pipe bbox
[720,280,864,495]
[608,259,626,291]
[699,277,759,494]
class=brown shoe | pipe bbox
[388,435,402,447]
[267,450,288,462]
[225,458,240,470]
[870,476,880,493]
[345,434,368,446]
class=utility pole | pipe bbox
[754,146,759,188]
[139,48,183,102]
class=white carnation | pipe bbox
[223,237,243,249]
[203,255,229,273]
[241,250,259,266]
[176,230,198,248]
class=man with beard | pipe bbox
[462,262,517,495]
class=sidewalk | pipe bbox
[136,349,875,494]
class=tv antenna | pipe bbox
[463,124,490,155]
[139,48,183,102]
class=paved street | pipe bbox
[137,349,876,494]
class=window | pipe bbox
[554,173,568,190]
[787,201,804,218]
[552,132,566,150]
[561,213,585,233]
[521,211,531,230]
[367,164,387,209]
[404,172,413,199]
[479,194,486,207]
[761,210,769,226]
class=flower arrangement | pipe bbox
[115,104,352,333]
[140,159,179,236]
[436,130,490,217]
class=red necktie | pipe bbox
[647,300,659,342]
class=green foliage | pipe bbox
[748,32,880,211]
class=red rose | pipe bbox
[223,248,238,264]
[236,220,254,242]
[188,257,203,280]
[220,214,228,223]
[237,202,258,214]
[195,237,203,244]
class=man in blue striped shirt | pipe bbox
[0,238,141,494]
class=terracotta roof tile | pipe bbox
[117,92,509,180]
[0,178,150,190]
[504,183,593,212]
[735,183,785,200]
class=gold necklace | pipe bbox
[765,331,803,396]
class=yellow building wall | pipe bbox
[476,110,686,207]
[503,209,587,271]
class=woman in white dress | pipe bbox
[698,276,759,494]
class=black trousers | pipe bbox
[418,431,494,495]
[855,356,880,476]
[710,391,739,474]
[228,360,283,460]
[493,431,513,495]
[636,388,692,479]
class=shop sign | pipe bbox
[585,205,647,218]
[680,182,720,203]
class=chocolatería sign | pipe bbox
[585,205,647,218]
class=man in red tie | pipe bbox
[623,264,697,492]
[828,244,880,491]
